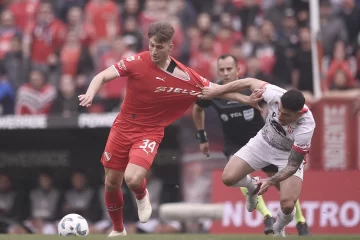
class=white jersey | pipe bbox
[259,83,316,154]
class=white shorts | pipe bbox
[234,135,304,181]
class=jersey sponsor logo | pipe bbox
[220,114,229,122]
[270,120,287,137]
[104,152,112,161]
[230,112,243,118]
[243,109,255,121]
[156,76,166,82]
[154,86,201,95]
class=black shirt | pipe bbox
[196,88,264,157]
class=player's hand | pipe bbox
[200,142,210,159]
[199,85,223,100]
[78,93,94,107]
[248,89,264,113]
[254,177,274,195]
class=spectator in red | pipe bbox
[215,25,241,55]
[139,0,168,34]
[60,30,94,78]
[16,68,57,115]
[189,33,219,81]
[229,42,247,77]
[324,40,356,89]
[98,36,135,111]
[329,69,353,90]
[85,0,121,42]
[0,10,22,60]
[66,6,95,48]
[8,0,39,31]
[121,0,141,24]
[23,1,66,65]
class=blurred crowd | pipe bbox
[0,169,184,234]
[0,0,359,116]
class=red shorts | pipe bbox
[101,118,164,172]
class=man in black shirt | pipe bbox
[192,54,310,235]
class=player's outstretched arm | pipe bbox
[219,90,264,112]
[200,78,267,99]
[78,67,118,107]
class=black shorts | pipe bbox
[225,149,278,173]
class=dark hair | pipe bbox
[280,89,305,112]
[218,54,238,66]
[148,22,175,43]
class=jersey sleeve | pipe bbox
[112,54,141,78]
[261,84,286,103]
[292,130,314,155]
[189,68,212,87]
[195,99,211,108]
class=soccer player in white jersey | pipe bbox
[200,78,315,237]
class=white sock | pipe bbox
[273,207,295,232]
[232,175,255,192]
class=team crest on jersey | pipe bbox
[220,114,229,122]
[126,56,135,62]
[287,125,295,133]
[243,109,255,121]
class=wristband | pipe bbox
[197,130,208,143]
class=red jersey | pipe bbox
[112,51,211,127]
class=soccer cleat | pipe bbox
[135,189,152,223]
[273,228,286,238]
[297,222,311,236]
[264,215,275,235]
[245,177,260,212]
[108,229,127,237]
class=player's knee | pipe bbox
[221,171,236,186]
[104,175,121,192]
[124,174,143,190]
[280,198,296,215]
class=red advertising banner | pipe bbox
[211,170,360,234]
[309,98,359,170]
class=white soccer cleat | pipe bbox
[246,177,260,212]
[273,228,286,238]
[135,189,152,223]
[108,229,127,237]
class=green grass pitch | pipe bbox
[0,234,359,240]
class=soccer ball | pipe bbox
[58,213,89,237]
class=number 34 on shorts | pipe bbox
[138,139,157,155]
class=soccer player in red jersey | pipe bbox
[79,22,263,237]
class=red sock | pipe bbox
[105,188,124,232]
[132,178,147,200]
